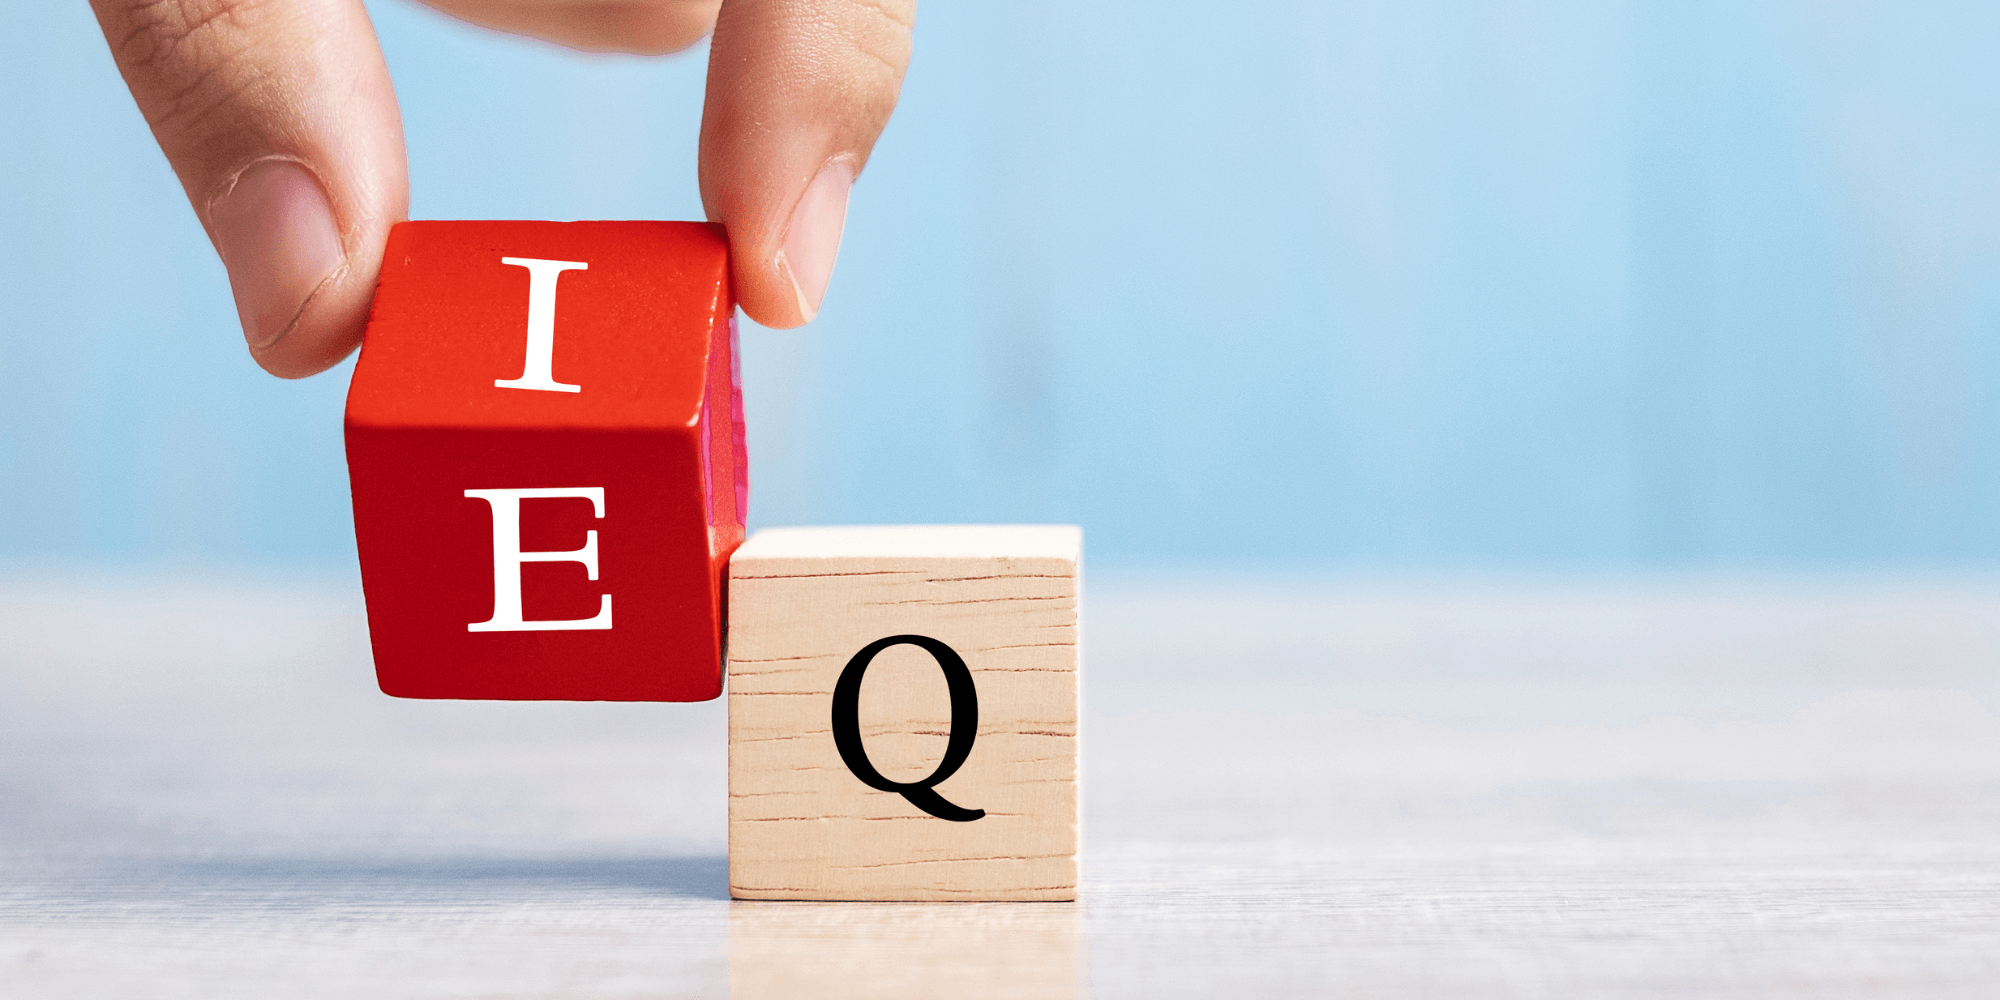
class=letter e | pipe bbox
[464,487,612,632]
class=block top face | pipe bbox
[731,525,1082,565]
[347,220,731,431]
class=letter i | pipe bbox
[496,257,588,393]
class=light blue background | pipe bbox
[4,1,1999,572]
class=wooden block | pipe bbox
[727,525,1081,901]
[344,220,744,702]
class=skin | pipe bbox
[88,0,916,377]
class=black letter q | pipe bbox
[830,635,985,822]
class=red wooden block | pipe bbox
[344,220,745,701]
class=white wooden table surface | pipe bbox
[4,576,1999,997]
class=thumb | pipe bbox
[91,0,408,378]
[699,0,916,328]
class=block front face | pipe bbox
[346,221,743,702]
[727,526,1081,901]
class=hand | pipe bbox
[89,0,915,377]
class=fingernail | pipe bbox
[779,157,856,324]
[208,159,344,349]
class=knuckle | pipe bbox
[845,0,914,79]
[101,0,279,138]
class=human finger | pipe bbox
[698,0,916,327]
[417,0,722,56]
[90,0,408,377]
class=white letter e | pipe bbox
[464,487,612,632]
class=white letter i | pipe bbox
[496,257,588,393]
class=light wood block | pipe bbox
[727,525,1081,901]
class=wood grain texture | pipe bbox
[726,526,1082,901]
